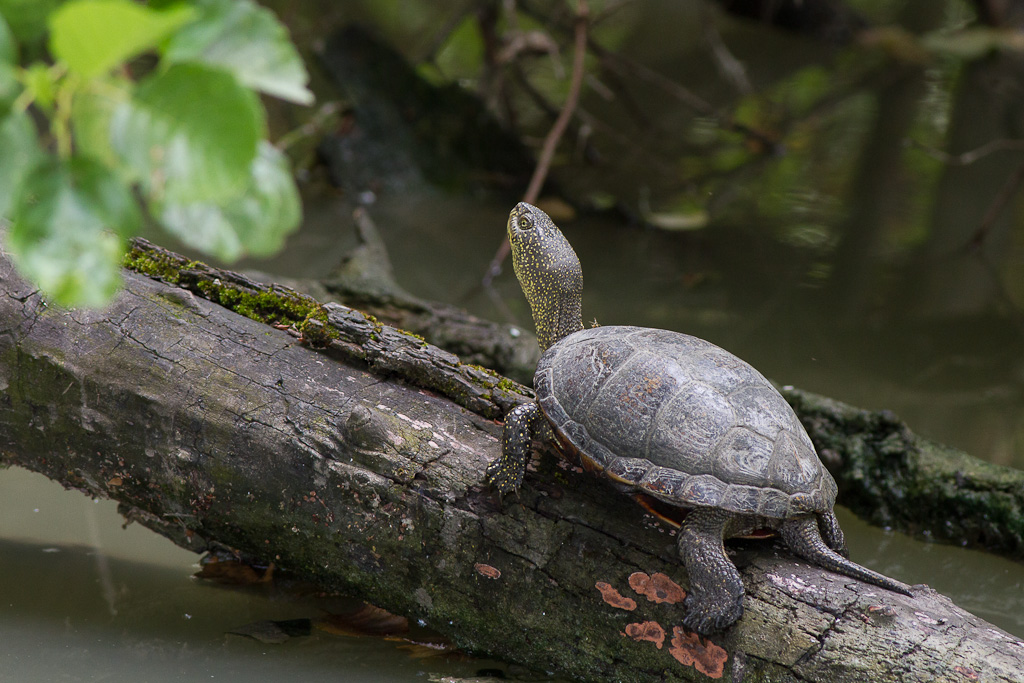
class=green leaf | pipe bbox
[71,80,131,168]
[21,62,56,111]
[157,141,301,261]
[49,0,195,78]
[7,155,141,306]
[0,61,19,116]
[0,109,43,218]
[225,141,301,256]
[159,202,244,261]
[0,12,16,63]
[163,0,313,105]
[0,0,62,44]
[110,62,264,202]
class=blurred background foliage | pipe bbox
[266,0,1024,320]
[2,0,1023,464]
[261,0,1024,466]
[0,0,309,305]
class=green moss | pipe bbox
[124,243,521,420]
[123,247,187,284]
[125,244,325,330]
[191,278,318,328]
[297,307,339,347]
[467,363,498,377]
[363,314,385,341]
[495,377,523,393]
[397,328,428,348]
[785,387,1024,559]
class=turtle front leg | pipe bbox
[678,508,745,635]
[486,402,547,494]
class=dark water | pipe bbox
[0,467,512,682]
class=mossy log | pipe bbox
[785,391,1024,561]
[1,244,1022,683]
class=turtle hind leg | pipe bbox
[486,403,544,494]
[781,516,913,596]
[677,508,745,635]
[818,510,850,558]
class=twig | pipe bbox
[511,63,633,155]
[908,137,1024,166]
[522,0,589,204]
[519,0,780,150]
[420,2,476,66]
[701,4,753,95]
[958,160,1024,342]
[967,160,1024,249]
[589,41,778,152]
[275,101,345,152]
[592,41,715,116]
[483,0,590,287]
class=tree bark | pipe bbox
[1,243,1022,682]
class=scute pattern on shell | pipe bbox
[537,326,837,519]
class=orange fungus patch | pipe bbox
[595,581,637,610]
[623,621,666,649]
[629,571,686,604]
[474,563,501,579]
[669,627,728,679]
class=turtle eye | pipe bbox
[518,215,534,230]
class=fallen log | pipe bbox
[298,209,1024,564]
[1,243,1022,682]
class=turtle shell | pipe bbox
[535,326,838,520]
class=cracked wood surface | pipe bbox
[1,249,1022,682]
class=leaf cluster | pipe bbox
[0,0,312,306]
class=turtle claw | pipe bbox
[485,457,524,494]
[681,589,744,635]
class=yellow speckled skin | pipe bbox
[506,202,585,352]
[485,202,581,497]
[485,203,579,493]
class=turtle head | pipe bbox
[506,202,584,351]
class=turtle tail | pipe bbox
[780,517,913,596]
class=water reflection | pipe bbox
[0,468,511,682]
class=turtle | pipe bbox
[485,201,913,635]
